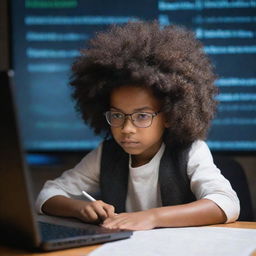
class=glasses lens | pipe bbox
[132,112,152,128]
[105,111,156,128]
[106,111,124,127]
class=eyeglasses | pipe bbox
[104,110,161,128]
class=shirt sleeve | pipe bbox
[35,142,103,214]
[187,140,240,223]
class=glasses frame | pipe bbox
[104,110,161,128]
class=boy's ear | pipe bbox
[164,118,171,128]
[165,122,171,128]
[162,114,171,128]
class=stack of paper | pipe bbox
[89,227,256,256]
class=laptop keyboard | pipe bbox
[39,221,111,241]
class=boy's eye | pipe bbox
[111,112,124,119]
[134,113,151,120]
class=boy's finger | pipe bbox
[84,206,99,222]
[102,216,123,228]
[103,204,116,217]
[93,204,108,220]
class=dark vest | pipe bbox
[100,139,196,213]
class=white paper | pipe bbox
[89,227,256,256]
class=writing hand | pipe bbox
[75,200,116,223]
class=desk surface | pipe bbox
[1,221,255,256]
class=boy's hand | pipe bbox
[42,196,116,224]
[101,210,157,230]
[75,200,116,223]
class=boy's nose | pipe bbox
[121,117,136,133]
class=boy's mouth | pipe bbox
[120,140,140,147]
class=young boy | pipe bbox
[36,21,240,230]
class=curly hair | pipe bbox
[70,21,218,146]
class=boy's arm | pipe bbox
[42,195,116,223]
[102,198,226,230]
[151,198,226,227]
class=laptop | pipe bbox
[0,71,132,251]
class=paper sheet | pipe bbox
[89,227,256,256]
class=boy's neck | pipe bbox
[131,155,152,168]
[130,142,163,168]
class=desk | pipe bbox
[0,221,255,256]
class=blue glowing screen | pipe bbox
[10,0,256,151]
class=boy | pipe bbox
[36,21,240,230]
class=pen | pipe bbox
[82,190,118,216]
[82,190,96,202]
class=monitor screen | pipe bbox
[10,0,256,152]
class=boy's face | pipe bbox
[109,85,168,167]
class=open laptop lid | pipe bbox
[0,71,133,251]
[0,70,42,248]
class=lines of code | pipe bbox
[11,0,256,151]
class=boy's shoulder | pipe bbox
[166,139,207,150]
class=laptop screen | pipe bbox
[0,71,132,251]
[0,70,41,248]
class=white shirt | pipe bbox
[35,140,240,223]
